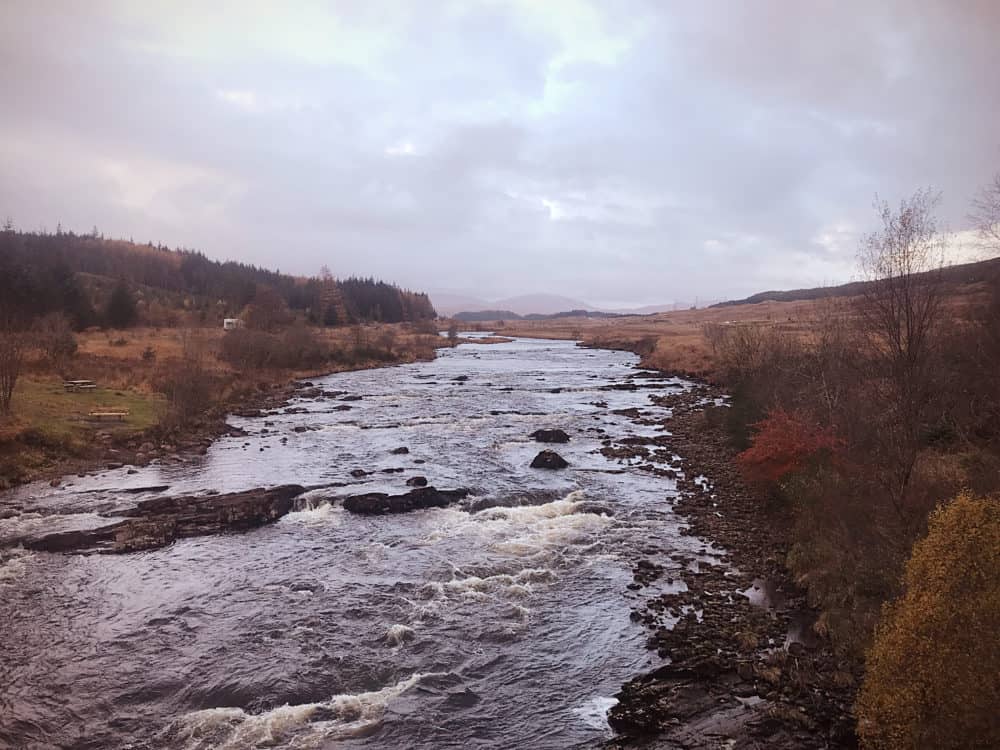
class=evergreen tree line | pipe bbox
[0,226,436,328]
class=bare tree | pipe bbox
[162,328,214,423]
[856,189,946,520]
[34,313,77,374]
[0,319,27,415]
[970,171,1000,249]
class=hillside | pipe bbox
[0,229,436,328]
[713,256,1000,307]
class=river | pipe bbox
[0,336,713,749]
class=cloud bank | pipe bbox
[1,1,997,306]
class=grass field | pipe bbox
[7,378,165,441]
[490,282,993,377]
[493,298,830,376]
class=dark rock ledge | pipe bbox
[23,485,306,554]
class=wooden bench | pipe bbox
[88,410,129,422]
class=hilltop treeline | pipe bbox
[0,226,435,328]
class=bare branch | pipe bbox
[970,172,1000,249]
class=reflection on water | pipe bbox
[0,338,702,749]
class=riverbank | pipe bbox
[606,382,858,748]
[0,324,445,491]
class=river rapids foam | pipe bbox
[166,672,439,749]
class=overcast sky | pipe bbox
[1,1,998,307]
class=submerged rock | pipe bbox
[391,447,410,455]
[406,476,428,487]
[24,485,306,554]
[530,428,570,444]
[343,486,469,515]
[530,450,569,469]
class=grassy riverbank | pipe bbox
[0,324,445,489]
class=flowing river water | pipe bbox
[0,337,720,749]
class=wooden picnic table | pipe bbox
[64,380,97,392]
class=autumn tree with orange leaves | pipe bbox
[737,408,842,485]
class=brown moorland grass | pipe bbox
[493,298,835,377]
[0,322,450,487]
[490,280,993,379]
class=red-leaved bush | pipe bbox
[737,408,842,485]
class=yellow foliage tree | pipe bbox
[857,492,1000,748]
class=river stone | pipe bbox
[530,450,569,469]
[530,428,570,444]
[343,487,469,515]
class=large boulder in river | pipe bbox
[530,450,569,469]
[530,429,570,444]
[343,487,469,515]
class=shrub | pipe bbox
[158,329,216,424]
[856,492,1000,749]
[737,407,842,485]
[34,313,77,368]
[219,326,329,370]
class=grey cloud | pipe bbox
[1,0,998,307]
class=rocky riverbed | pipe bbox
[0,337,856,748]
[606,384,858,749]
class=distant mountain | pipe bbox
[490,294,594,316]
[433,290,682,317]
[453,308,626,322]
[429,292,492,317]
[452,310,521,322]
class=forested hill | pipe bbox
[0,227,436,328]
